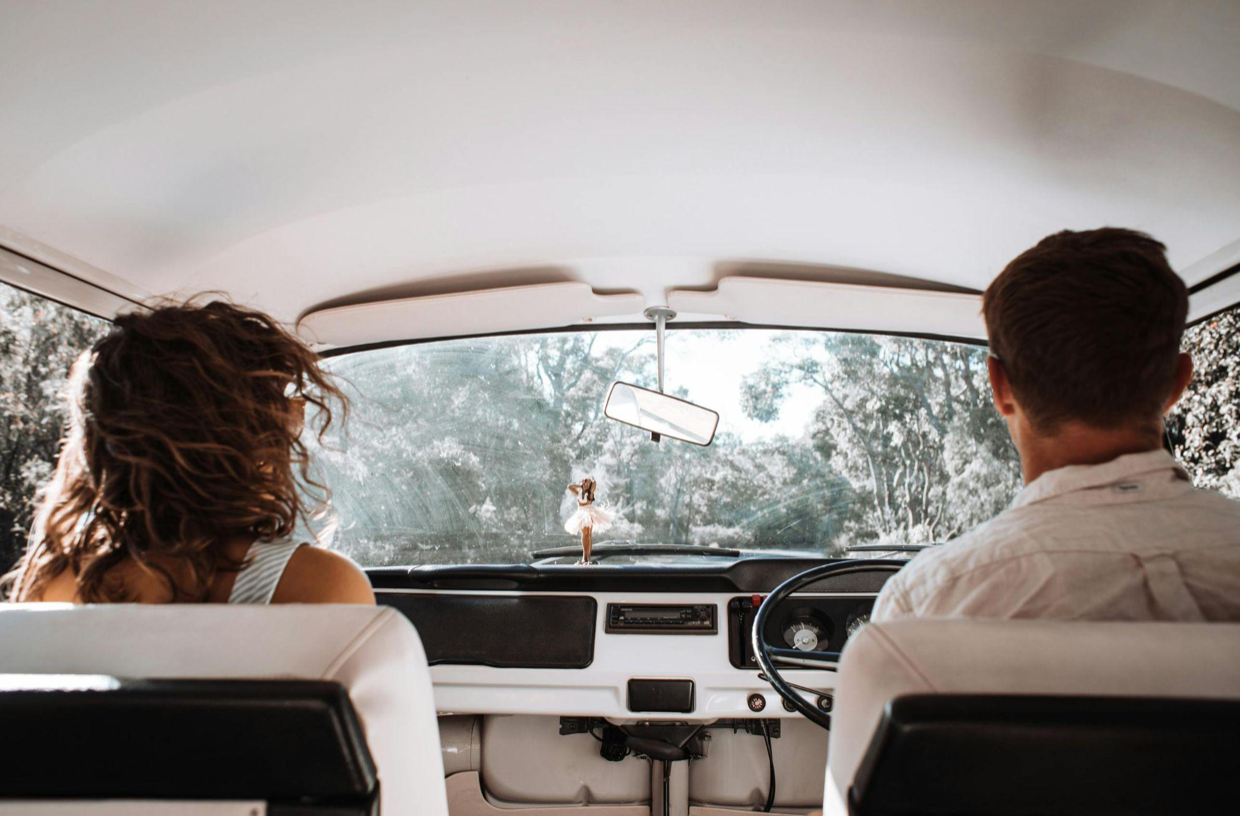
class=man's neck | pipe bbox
[1017,421,1164,485]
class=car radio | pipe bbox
[605,603,717,634]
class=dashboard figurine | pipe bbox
[565,477,614,564]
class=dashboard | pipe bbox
[372,558,898,721]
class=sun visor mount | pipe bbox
[297,282,645,347]
[668,277,986,340]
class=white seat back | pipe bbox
[824,619,1240,814]
[0,603,447,816]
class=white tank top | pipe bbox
[227,540,304,604]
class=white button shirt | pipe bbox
[872,450,1240,622]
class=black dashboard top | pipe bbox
[366,557,902,593]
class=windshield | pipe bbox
[308,328,1020,566]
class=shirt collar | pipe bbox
[1013,449,1189,508]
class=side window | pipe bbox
[1168,304,1240,498]
[0,281,110,575]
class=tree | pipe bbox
[0,283,108,573]
[741,333,1020,545]
[1168,308,1240,497]
[308,330,870,564]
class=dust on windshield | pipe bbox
[305,329,1020,566]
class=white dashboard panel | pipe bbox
[391,590,875,721]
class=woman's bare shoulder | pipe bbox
[272,546,376,605]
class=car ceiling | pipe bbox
[1,0,1238,339]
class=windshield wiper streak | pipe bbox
[530,543,744,562]
[845,544,939,553]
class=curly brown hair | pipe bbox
[3,298,347,603]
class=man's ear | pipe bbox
[987,355,1017,417]
[1163,353,1194,413]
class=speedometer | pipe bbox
[783,618,826,651]
[846,612,871,639]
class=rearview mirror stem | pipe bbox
[644,306,677,444]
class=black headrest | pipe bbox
[0,677,377,812]
[851,693,1240,816]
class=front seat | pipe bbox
[0,603,448,815]
[824,619,1240,816]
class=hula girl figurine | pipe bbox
[565,477,614,564]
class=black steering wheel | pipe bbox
[751,559,904,729]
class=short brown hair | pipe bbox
[983,227,1188,433]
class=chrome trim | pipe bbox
[758,673,831,696]
[0,245,140,319]
[769,654,839,671]
[373,587,880,599]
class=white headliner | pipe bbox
[1,0,1238,338]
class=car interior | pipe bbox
[1,2,1239,815]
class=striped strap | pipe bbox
[228,541,304,604]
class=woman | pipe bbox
[3,299,373,605]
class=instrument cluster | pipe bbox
[727,595,875,669]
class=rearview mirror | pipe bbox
[604,382,719,446]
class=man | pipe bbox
[872,228,1240,622]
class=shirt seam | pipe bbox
[908,541,1240,610]
[1012,454,1187,507]
[920,538,1240,580]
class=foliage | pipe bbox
[0,284,108,573]
[741,333,1020,544]
[1168,308,1240,497]
[310,329,1022,565]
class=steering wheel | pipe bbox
[751,559,903,729]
